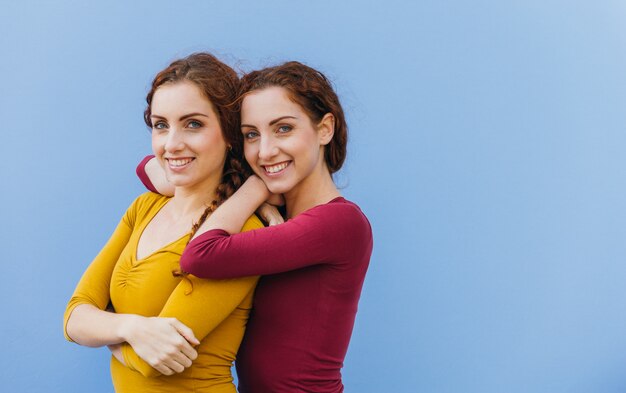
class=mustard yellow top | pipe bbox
[63,192,262,393]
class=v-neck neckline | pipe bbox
[134,198,191,262]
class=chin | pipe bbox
[165,175,192,188]
[265,181,295,195]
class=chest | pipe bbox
[110,229,186,316]
[136,210,194,261]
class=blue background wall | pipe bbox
[2,1,626,392]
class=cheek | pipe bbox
[290,137,318,161]
[243,144,265,176]
[195,131,226,153]
[243,143,257,164]
[151,134,164,155]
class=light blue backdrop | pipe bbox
[2,1,626,392]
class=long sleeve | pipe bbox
[180,199,373,279]
[63,204,136,341]
[136,155,157,193]
[119,215,263,378]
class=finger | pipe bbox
[154,363,174,376]
[167,333,196,360]
[164,327,198,362]
[179,342,198,361]
[257,204,273,222]
[164,357,186,374]
[172,350,193,368]
[171,320,200,346]
[269,212,284,225]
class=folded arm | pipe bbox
[119,273,259,377]
[115,215,264,377]
[64,195,199,376]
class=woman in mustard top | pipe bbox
[63,53,262,392]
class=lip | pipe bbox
[261,160,291,177]
[165,157,195,172]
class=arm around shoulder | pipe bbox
[137,155,175,196]
[181,199,370,278]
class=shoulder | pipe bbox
[303,198,370,231]
[297,198,372,248]
[124,192,170,225]
[133,191,169,204]
[305,198,373,263]
[130,191,169,213]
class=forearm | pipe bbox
[182,199,363,278]
[192,176,269,239]
[138,156,174,196]
[65,304,137,347]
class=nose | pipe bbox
[258,135,278,161]
[164,128,184,153]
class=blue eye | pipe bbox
[243,130,259,140]
[187,120,202,129]
[277,125,292,133]
[153,121,168,130]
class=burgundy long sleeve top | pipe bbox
[137,158,373,392]
[182,198,372,393]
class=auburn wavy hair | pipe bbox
[237,61,348,174]
[144,53,249,275]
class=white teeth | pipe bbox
[168,158,193,167]
[265,162,288,174]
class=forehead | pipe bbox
[151,80,214,114]
[241,86,306,122]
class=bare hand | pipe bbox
[245,175,283,206]
[122,315,199,375]
[256,203,285,226]
[266,192,285,207]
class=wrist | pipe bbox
[243,176,270,201]
[116,314,141,343]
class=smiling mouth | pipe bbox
[262,161,290,174]
[166,158,194,168]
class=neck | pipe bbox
[170,174,221,218]
[284,163,341,218]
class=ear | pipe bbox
[317,113,335,146]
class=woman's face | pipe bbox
[150,80,227,191]
[240,86,332,195]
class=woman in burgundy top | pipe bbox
[140,62,372,392]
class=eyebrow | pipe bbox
[241,116,297,129]
[151,113,210,121]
